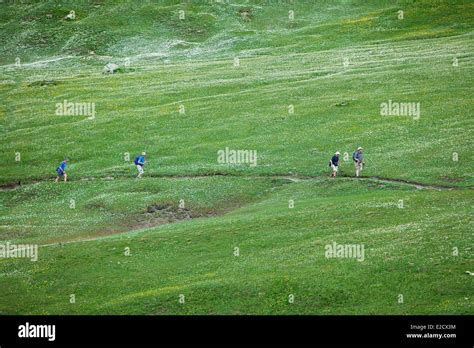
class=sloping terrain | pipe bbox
[0,0,472,314]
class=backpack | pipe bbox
[134,156,139,165]
[352,151,358,162]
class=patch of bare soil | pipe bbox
[0,181,21,191]
[41,204,217,246]
[238,8,252,21]
[27,79,61,87]
[129,203,217,230]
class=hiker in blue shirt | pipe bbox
[352,147,364,177]
[55,158,68,182]
[134,152,146,178]
[329,151,341,177]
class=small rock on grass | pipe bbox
[103,63,119,74]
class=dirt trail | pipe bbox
[0,173,468,191]
[18,173,466,248]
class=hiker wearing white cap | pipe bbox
[134,152,146,178]
[352,147,364,177]
[329,152,341,177]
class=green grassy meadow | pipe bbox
[0,0,472,314]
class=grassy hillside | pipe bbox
[1,1,473,186]
[0,0,472,315]
[1,179,472,314]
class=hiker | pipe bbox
[329,151,340,177]
[55,158,68,182]
[352,147,364,177]
[134,152,146,178]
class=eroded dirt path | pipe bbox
[0,173,468,191]
[2,173,469,248]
